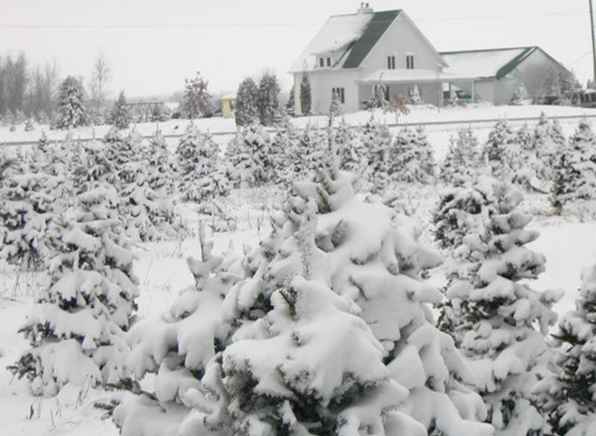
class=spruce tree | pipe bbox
[226,123,275,188]
[235,77,259,127]
[483,120,518,179]
[550,120,596,214]
[143,129,175,196]
[8,142,139,395]
[443,182,562,435]
[257,73,281,126]
[55,76,89,129]
[389,126,435,184]
[361,117,392,192]
[176,123,229,203]
[182,72,212,119]
[299,74,312,115]
[534,264,596,436]
[110,91,131,129]
[439,127,481,186]
[114,165,494,436]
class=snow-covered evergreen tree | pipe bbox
[335,121,367,175]
[443,182,562,435]
[483,120,518,179]
[439,127,481,186]
[110,91,131,129]
[226,124,275,188]
[176,123,229,203]
[181,72,212,119]
[114,165,494,436]
[143,129,175,196]
[534,264,596,436]
[550,120,596,214]
[55,76,89,129]
[257,73,281,126]
[389,126,436,184]
[8,184,139,396]
[235,77,259,127]
[361,117,392,192]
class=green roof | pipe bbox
[342,10,401,68]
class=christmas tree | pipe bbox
[110,91,131,129]
[235,77,260,127]
[55,76,89,129]
[439,127,482,186]
[389,126,436,184]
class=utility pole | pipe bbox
[590,0,596,85]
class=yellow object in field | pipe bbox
[221,95,235,119]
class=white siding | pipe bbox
[307,70,361,114]
[360,14,443,72]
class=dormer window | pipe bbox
[326,57,331,67]
[387,55,396,70]
[406,54,415,69]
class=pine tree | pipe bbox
[176,123,229,203]
[110,91,131,129]
[361,117,392,192]
[389,126,436,184]
[55,76,89,129]
[226,124,275,188]
[235,77,259,127]
[534,264,596,435]
[443,182,562,435]
[439,127,482,186]
[182,72,212,119]
[550,120,596,214]
[257,73,281,126]
[483,120,518,179]
[299,74,312,115]
[287,124,327,181]
[8,184,139,396]
[114,165,494,436]
[335,121,367,175]
[286,89,296,117]
[0,160,65,270]
[143,129,175,196]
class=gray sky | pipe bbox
[1,0,592,98]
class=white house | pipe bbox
[290,4,573,114]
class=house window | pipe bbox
[387,55,396,70]
[326,57,331,67]
[406,54,415,69]
[332,87,345,104]
[319,57,325,68]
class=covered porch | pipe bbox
[357,69,478,108]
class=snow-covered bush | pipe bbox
[439,127,482,186]
[534,264,596,436]
[389,126,436,184]
[442,182,562,435]
[176,123,229,203]
[8,184,139,396]
[114,165,494,436]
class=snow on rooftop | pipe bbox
[290,13,373,72]
[441,48,529,79]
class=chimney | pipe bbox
[358,2,373,14]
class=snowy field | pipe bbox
[3,104,596,162]
[2,104,596,435]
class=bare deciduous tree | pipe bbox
[89,52,111,124]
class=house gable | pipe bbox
[359,11,446,72]
[342,10,401,68]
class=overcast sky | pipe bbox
[1,0,593,98]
